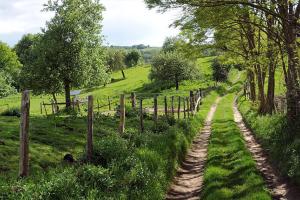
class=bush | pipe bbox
[0,107,20,117]
[86,135,130,167]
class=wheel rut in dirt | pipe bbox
[233,99,300,200]
[166,97,221,200]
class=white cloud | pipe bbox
[0,0,180,46]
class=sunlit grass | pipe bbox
[201,94,271,200]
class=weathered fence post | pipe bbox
[154,95,158,125]
[186,97,190,118]
[51,100,54,114]
[19,90,30,177]
[140,98,144,133]
[177,96,181,119]
[197,90,200,112]
[190,91,194,114]
[40,102,43,114]
[87,95,93,162]
[108,97,111,111]
[171,96,175,116]
[43,101,48,116]
[183,97,186,119]
[119,94,125,134]
[131,92,136,108]
[164,96,168,117]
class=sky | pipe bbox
[0,0,180,47]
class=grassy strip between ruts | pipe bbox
[201,93,271,200]
[0,92,218,200]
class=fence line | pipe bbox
[16,88,209,178]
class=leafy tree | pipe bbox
[0,42,21,97]
[15,34,63,103]
[150,52,198,90]
[106,49,126,79]
[125,50,141,67]
[162,37,179,53]
[211,59,230,83]
[41,0,108,108]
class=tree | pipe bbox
[211,59,231,83]
[162,37,179,53]
[145,0,300,124]
[150,52,198,90]
[106,49,126,79]
[0,42,21,97]
[41,0,108,108]
[125,50,141,67]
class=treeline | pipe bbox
[145,0,300,127]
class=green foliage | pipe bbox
[106,48,126,72]
[125,50,141,67]
[40,0,109,98]
[150,52,199,90]
[0,107,20,117]
[211,58,231,82]
[239,97,300,184]
[0,42,21,97]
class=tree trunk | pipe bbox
[175,80,179,91]
[121,70,126,79]
[264,11,276,115]
[255,64,266,114]
[64,81,71,108]
[279,3,300,123]
[248,70,256,101]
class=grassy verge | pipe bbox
[238,96,300,184]
[201,94,271,200]
[0,91,218,199]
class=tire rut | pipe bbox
[233,99,300,200]
[166,97,221,200]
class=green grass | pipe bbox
[238,95,300,184]
[201,94,271,200]
[1,91,219,199]
[0,57,215,178]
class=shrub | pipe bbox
[0,107,20,117]
[86,135,130,167]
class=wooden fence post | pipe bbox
[87,95,93,162]
[43,101,48,116]
[51,100,54,114]
[186,97,190,118]
[19,90,30,177]
[40,102,43,114]
[177,96,181,119]
[108,97,111,111]
[197,90,200,112]
[171,96,175,116]
[164,96,168,117]
[154,95,158,125]
[140,98,144,133]
[119,94,125,134]
[131,92,136,108]
[190,91,194,113]
[183,97,186,119]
